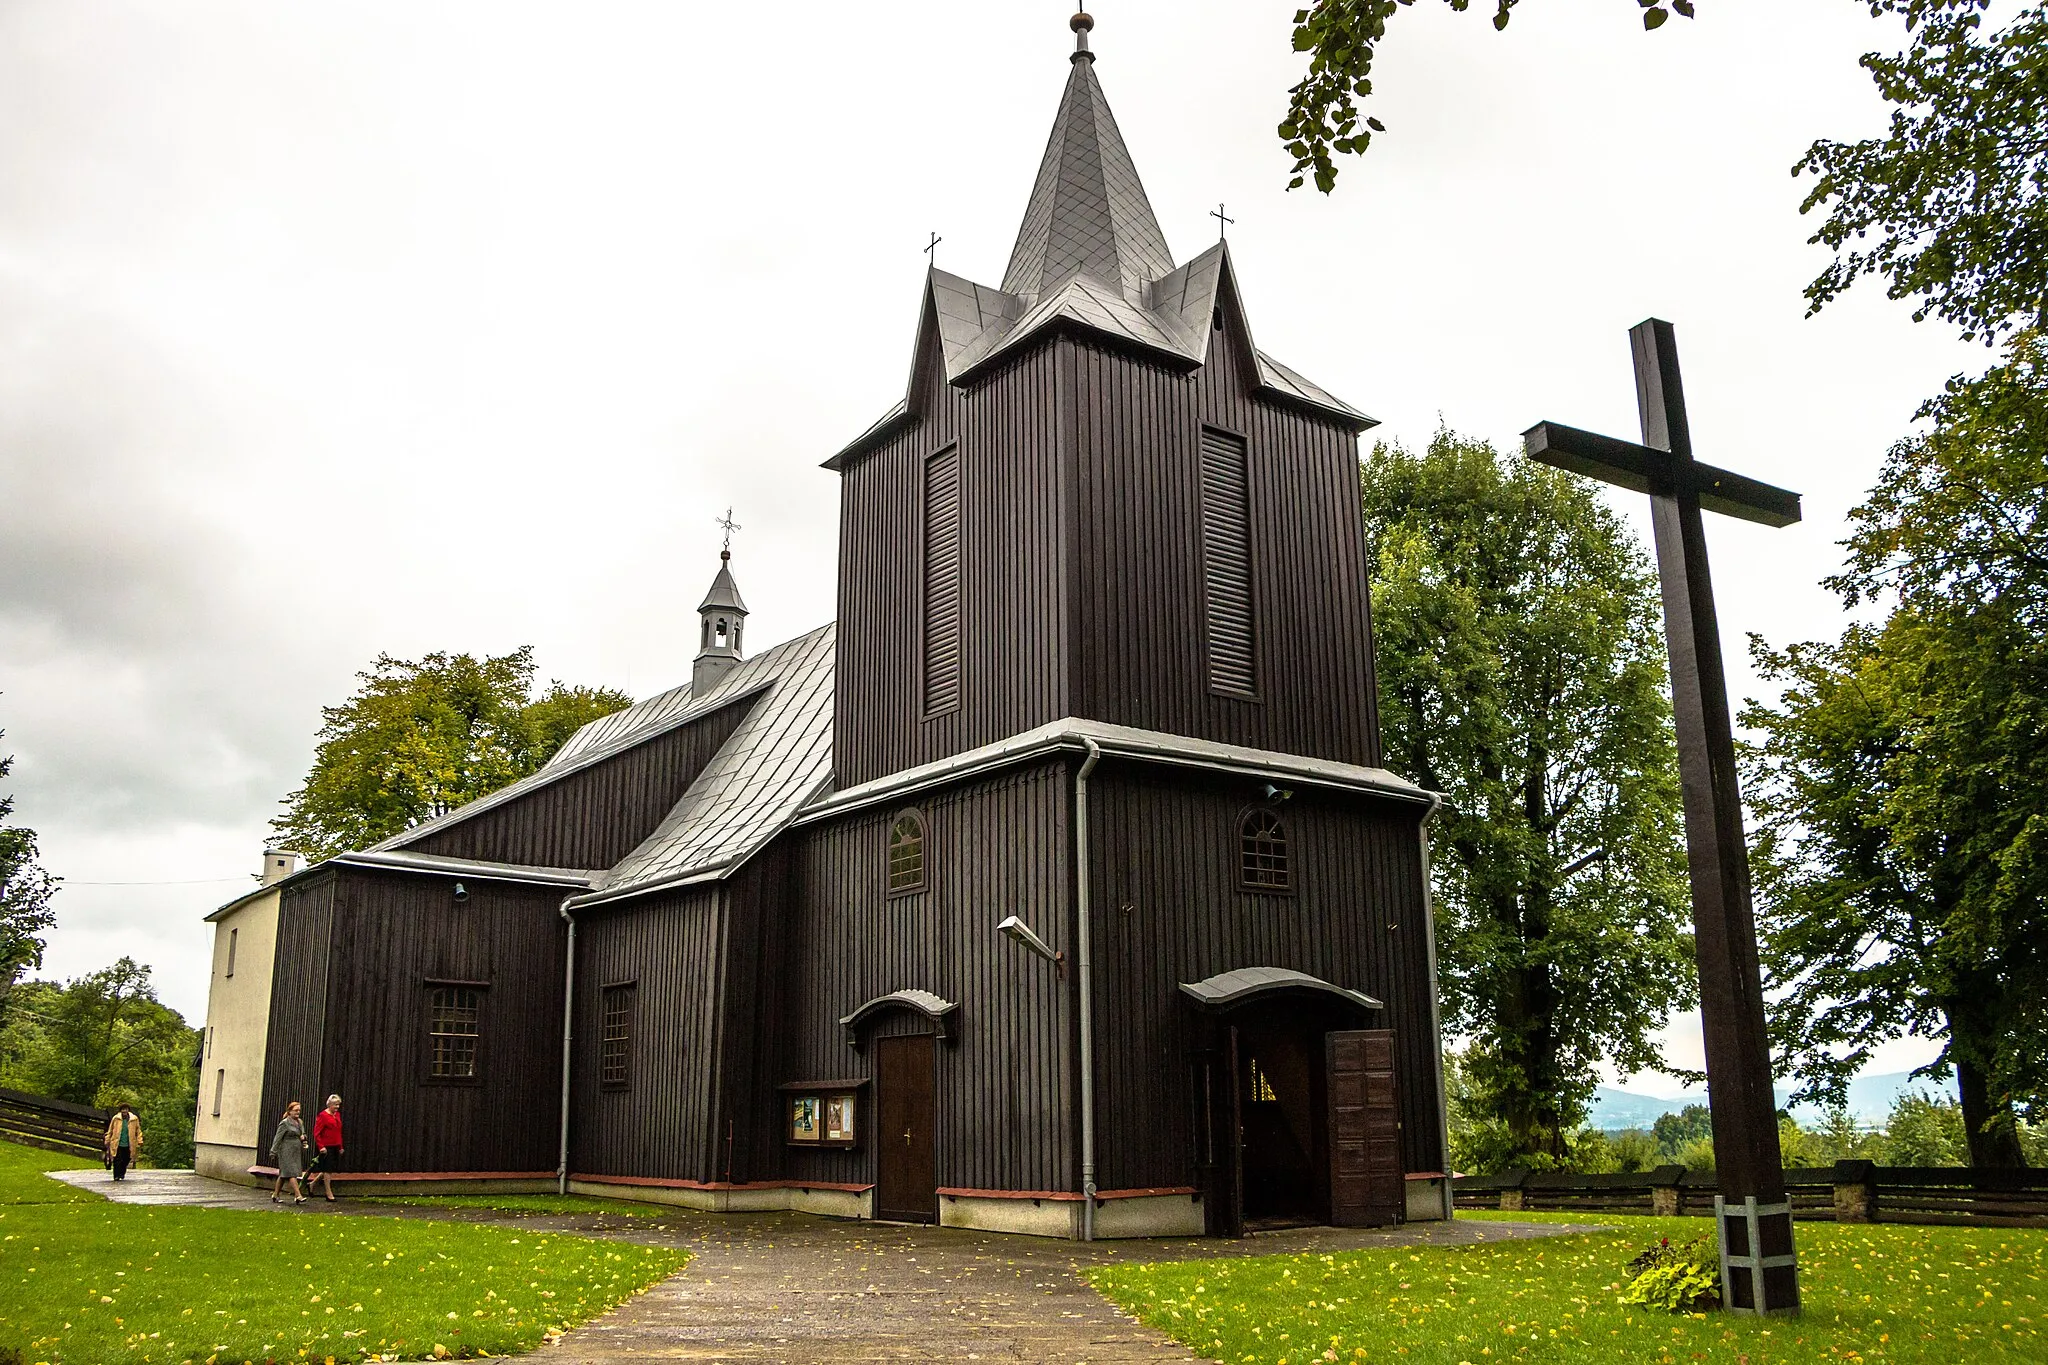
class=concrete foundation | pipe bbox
[568,1179,872,1220]
[1404,1175,1450,1222]
[194,1143,258,1184]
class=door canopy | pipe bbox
[839,988,958,1050]
[1178,966,1383,1014]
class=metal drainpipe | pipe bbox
[1076,737,1103,1241]
[1416,791,1453,1221]
[557,898,577,1197]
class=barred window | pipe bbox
[600,984,635,1090]
[428,985,483,1079]
[1240,809,1291,891]
[887,810,926,894]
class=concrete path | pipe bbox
[53,1169,1597,1363]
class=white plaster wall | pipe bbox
[192,889,279,1152]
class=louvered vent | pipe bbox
[922,445,963,715]
[1200,428,1256,696]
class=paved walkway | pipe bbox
[54,1170,1596,1363]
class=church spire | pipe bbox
[999,10,1174,303]
[693,519,749,693]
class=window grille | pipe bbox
[600,985,635,1090]
[1200,428,1256,696]
[923,446,963,715]
[888,811,926,893]
[1240,808,1291,890]
[428,985,482,1079]
[1249,1059,1278,1102]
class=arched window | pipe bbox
[888,810,927,894]
[1240,809,1290,891]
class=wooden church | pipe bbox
[216,13,1451,1238]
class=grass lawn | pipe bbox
[1091,1210,2048,1364]
[352,1194,671,1219]
[0,1140,686,1363]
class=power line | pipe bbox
[61,876,253,887]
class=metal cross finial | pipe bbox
[1210,203,1235,240]
[714,508,741,557]
[924,231,942,267]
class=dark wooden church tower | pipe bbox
[237,12,1446,1241]
[792,12,1447,1235]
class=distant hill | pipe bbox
[1588,1070,1957,1132]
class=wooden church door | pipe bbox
[1326,1029,1402,1226]
[875,1034,937,1223]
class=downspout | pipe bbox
[1075,737,1103,1240]
[1416,791,1453,1221]
[557,897,577,1196]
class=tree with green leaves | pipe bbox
[1744,330,2048,1166]
[0,724,59,1012]
[1364,431,1693,1163]
[1283,1,2048,350]
[271,648,631,861]
[1798,1,2048,344]
[1280,1,1697,193]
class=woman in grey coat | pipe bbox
[269,1100,308,1205]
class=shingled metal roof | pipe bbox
[372,630,788,856]
[826,40,1372,469]
[1001,49,1175,303]
[566,623,835,908]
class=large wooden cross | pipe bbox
[1523,318,1802,1316]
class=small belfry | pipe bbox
[693,509,748,692]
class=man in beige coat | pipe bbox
[103,1103,143,1181]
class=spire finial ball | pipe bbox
[1071,11,1093,33]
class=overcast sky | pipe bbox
[1,2,1983,1091]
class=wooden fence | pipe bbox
[0,1085,110,1161]
[1453,1161,2048,1228]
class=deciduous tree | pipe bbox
[0,724,58,1011]
[1364,431,1693,1162]
[271,649,630,861]
[1798,2,2048,344]
[1745,331,2048,1166]
[1280,1,1696,192]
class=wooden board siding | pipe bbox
[776,760,1076,1195]
[406,696,757,869]
[834,292,1382,788]
[568,883,729,1180]
[296,868,567,1174]
[1085,762,1443,1189]
[834,344,1070,788]
[1065,306,1382,765]
[259,873,335,1142]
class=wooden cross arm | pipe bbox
[1522,421,1801,528]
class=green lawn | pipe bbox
[1091,1210,2048,1364]
[353,1194,671,1219]
[0,1140,686,1363]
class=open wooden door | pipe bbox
[875,1034,936,1223]
[1326,1029,1402,1227]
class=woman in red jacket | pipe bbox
[307,1095,344,1201]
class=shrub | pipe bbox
[1619,1234,1721,1313]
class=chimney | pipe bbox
[260,848,301,886]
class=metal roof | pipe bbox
[696,556,748,614]
[567,623,836,908]
[1001,49,1175,303]
[372,649,781,856]
[826,49,1373,469]
[1178,967,1384,1013]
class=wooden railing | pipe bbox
[1453,1161,2048,1227]
[0,1085,110,1161]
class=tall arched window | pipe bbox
[1240,809,1291,891]
[888,810,927,894]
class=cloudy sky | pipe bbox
[1,2,1982,1088]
